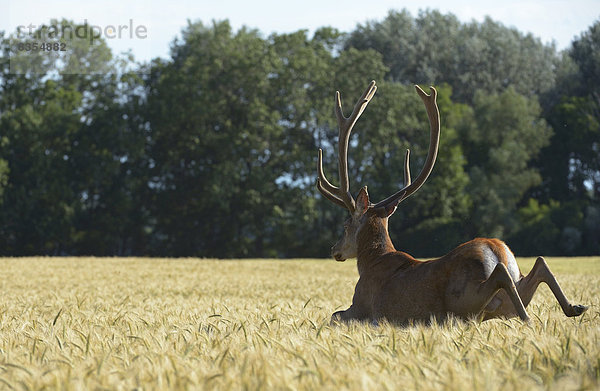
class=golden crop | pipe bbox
[0,257,598,390]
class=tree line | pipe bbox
[0,10,598,257]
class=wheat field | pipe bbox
[0,256,598,390]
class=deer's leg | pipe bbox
[516,256,588,317]
[477,263,530,321]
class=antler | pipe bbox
[317,81,377,213]
[372,85,440,209]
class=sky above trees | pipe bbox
[1,0,598,62]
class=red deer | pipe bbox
[317,80,588,325]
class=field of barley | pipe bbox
[0,256,598,390]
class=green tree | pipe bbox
[521,20,600,256]
[457,88,552,238]
[539,20,600,202]
[266,27,349,257]
[143,21,392,257]
[346,10,558,103]
[0,21,147,255]
[1,15,597,257]
[145,21,295,256]
[0,72,81,254]
[66,70,148,255]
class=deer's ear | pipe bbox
[355,186,370,216]
[384,199,400,217]
[373,199,399,218]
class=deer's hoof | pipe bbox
[566,304,588,317]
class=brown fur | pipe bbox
[331,191,588,325]
[318,81,587,325]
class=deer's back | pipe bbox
[441,238,521,282]
[373,238,522,322]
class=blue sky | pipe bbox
[2,0,599,63]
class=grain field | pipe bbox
[0,257,598,390]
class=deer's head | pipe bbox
[317,81,440,261]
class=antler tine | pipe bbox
[373,85,440,209]
[317,81,377,213]
[317,179,348,209]
[403,149,411,187]
[317,149,348,209]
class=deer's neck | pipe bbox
[356,218,396,275]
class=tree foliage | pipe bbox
[0,13,598,257]
[346,10,558,103]
[513,20,600,255]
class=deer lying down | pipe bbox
[317,81,588,325]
